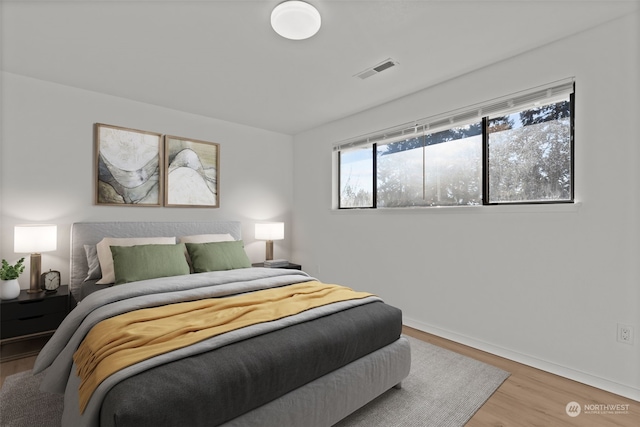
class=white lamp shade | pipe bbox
[271,1,321,40]
[14,224,57,253]
[255,222,285,241]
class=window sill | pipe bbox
[332,202,582,215]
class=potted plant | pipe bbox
[1,258,25,300]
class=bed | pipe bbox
[33,221,411,427]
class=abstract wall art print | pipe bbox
[95,123,163,206]
[164,135,220,207]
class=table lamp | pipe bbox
[14,224,57,293]
[255,222,284,261]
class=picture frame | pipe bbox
[164,135,220,208]
[95,123,163,206]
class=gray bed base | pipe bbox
[69,221,411,426]
[223,336,411,427]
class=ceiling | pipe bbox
[3,0,639,135]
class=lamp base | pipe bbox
[27,253,43,294]
[265,240,274,261]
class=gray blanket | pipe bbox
[34,268,382,427]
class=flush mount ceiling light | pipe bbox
[271,1,321,40]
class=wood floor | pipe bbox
[1,327,638,426]
[0,353,38,387]
[403,327,639,427]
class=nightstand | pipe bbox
[1,285,70,361]
[252,262,302,270]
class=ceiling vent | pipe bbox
[354,58,399,80]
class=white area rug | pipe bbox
[337,336,509,426]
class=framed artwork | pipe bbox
[95,123,163,206]
[164,135,220,207]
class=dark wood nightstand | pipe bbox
[1,285,70,361]
[252,262,302,270]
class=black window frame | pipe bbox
[337,84,575,209]
[483,92,575,205]
[337,145,377,209]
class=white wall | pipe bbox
[292,12,640,400]
[0,73,294,287]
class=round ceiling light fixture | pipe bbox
[271,1,321,40]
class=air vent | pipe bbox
[354,58,399,80]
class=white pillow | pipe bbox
[96,237,176,284]
[178,234,235,243]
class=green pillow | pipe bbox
[185,240,251,272]
[110,243,190,285]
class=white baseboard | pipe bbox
[403,317,640,402]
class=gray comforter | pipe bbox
[33,268,384,427]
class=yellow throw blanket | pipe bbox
[73,281,373,413]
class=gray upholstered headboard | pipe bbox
[70,221,242,299]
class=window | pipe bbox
[339,146,374,208]
[377,125,483,207]
[335,80,574,209]
[487,99,572,203]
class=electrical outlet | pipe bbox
[617,324,634,345]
